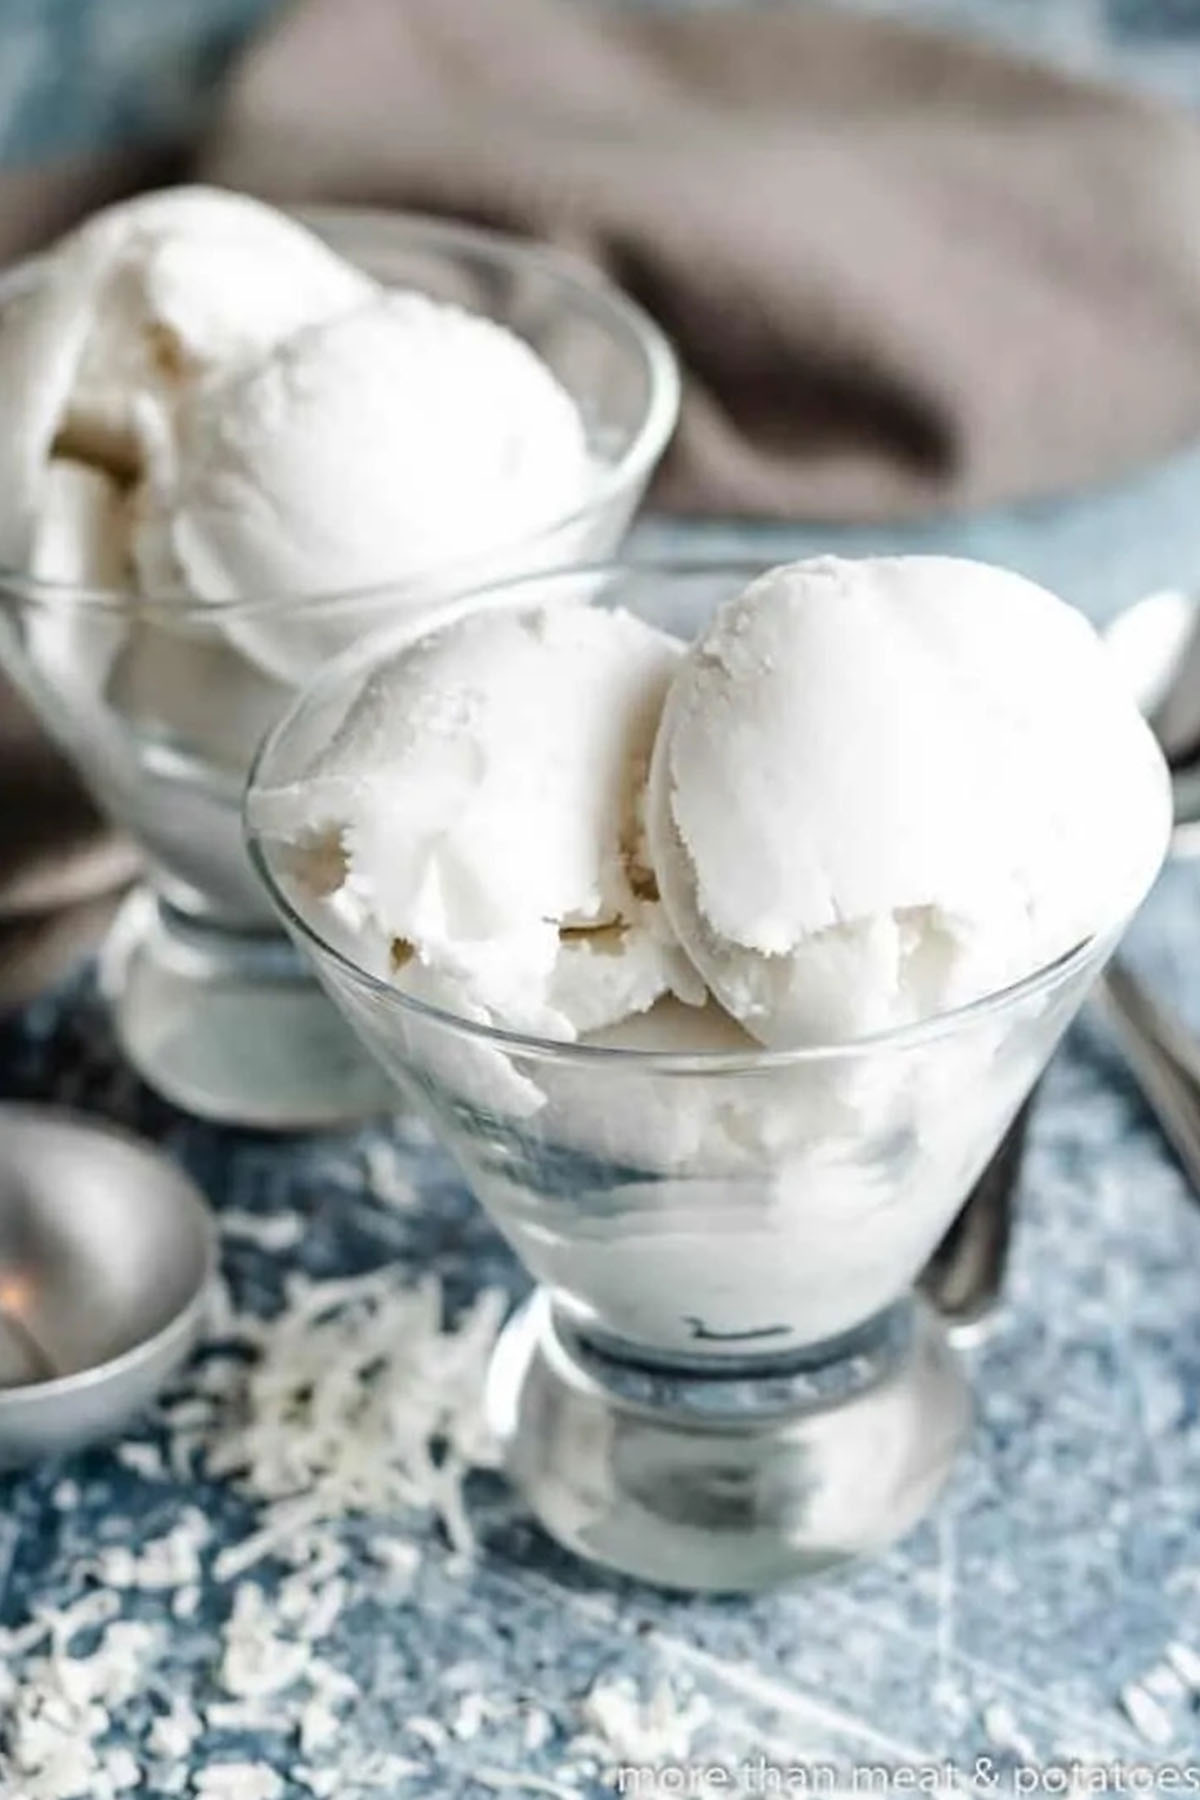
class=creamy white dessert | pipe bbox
[0,186,594,649]
[137,290,590,606]
[256,599,703,1038]
[0,186,375,571]
[0,187,601,923]
[648,556,1171,1047]
[277,554,1168,1050]
[258,555,1172,1356]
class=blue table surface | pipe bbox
[9,1,1200,1796]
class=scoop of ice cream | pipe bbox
[0,186,376,573]
[134,288,593,672]
[253,600,702,1037]
[648,555,1171,1048]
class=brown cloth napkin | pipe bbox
[206,0,1200,522]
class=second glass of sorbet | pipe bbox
[0,211,678,1126]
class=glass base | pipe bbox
[487,1291,969,1592]
[99,888,396,1129]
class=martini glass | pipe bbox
[246,561,1139,1589]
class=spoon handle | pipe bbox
[1098,959,1200,1193]
[920,1097,1031,1333]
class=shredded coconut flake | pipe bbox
[577,1675,709,1767]
[522,1702,554,1752]
[115,1440,167,1481]
[172,1584,202,1622]
[220,1210,306,1252]
[219,1584,313,1700]
[981,1700,1037,1760]
[1141,1662,1187,1702]
[193,1762,283,1800]
[362,1139,419,1209]
[93,1510,210,1592]
[367,1537,421,1585]
[406,1716,448,1751]
[147,1696,203,1761]
[1,1253,506,1796]
[1165,1641,1200,1691]
[0,1618,157,1800]
[298,1697,341,1758]
[1120,1681,1174,1746]
[203,1270,506,1563]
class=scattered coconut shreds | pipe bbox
[93,1509,210,1593]
[0,1265,508,1795]
[295,1771,339,1798]
[298,1697,341,1759]
[450,1689,513,1741]
[981,1699,1037,1761]
[522,1702,554,1753]
[294,1751,425,1797]
[406,1716,448,1751]
[1141,1662,1187,1702]
[172,1584,202,1622]
[0,1618,157,1800]
[115,1439,167,1481]
[220,1584,314,1702]
[204,1269,507,1567]
[1120,1680,1174,1746]
[362,1139,419,1209]
[193,1762,284,1800]
[1166,1640,1200,1691]
[220,1210,307,1253]
[367,1533,419,1569]
[577,1675,710,1767]
[147,1695,204,1762]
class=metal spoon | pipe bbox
[1100,587,1200,1189]
[1105,587,1200,852]
[920,1098,1032,1337]
[0,1105,214,1465]
[925,587,1200,1317]
[1095,959,1200,1193]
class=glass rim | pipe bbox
[0,204,681,620]
[243,552,1116,1074]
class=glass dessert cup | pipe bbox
[245,562,1137,1590]
[0,211,678,1128]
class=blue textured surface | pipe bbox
[4,858,1200,1791]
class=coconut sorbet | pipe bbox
[251,556,1170,1354]
[0,186,599,922]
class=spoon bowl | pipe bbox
[1105,587,1200,854]
[0,1105,214,1466]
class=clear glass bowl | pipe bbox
[246,562,1139,1590]
[0,211,678,1126]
